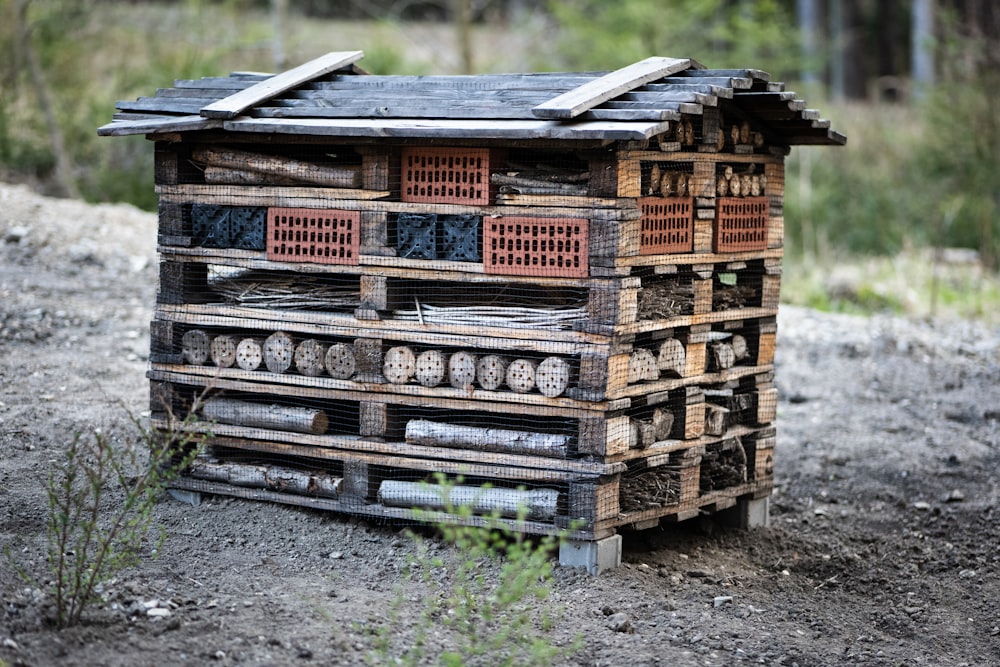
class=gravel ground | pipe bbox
[1,182,999,666]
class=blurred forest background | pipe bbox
[2,0,998,320]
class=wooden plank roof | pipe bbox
[98,51,845,146]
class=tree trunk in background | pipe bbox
[454,0,474,73]
[797,0,821,86]
[911,0,934,100]
[15,0,79,199]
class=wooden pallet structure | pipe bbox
[100,51,843,573]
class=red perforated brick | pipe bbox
[266,208,360,265]
[714,197,768,252]
[400,147,492,205]
[484,216,588,278]
[638,197,694,255]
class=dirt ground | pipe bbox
[1,181,998,666]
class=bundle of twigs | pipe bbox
[712,284,756,310]
[637,281,695,320]
[394,302,587,330]
[619,466,682,512]
[213,274,360,310]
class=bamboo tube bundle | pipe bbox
[383,346,416,384]
[415,349,446,387]
[181,329,211,365]
[638,281,694,320]
[378,480,559,521]
[535,357,570,398]
[210,334,237,368]
[657,338,686,377]
[324,343,357,380]
[201,397,329,435]
[263,331,295,374]
[405,419,570,457]
[505,358,537,393]
[628,349,659,384]
[294,339,327,377]
[393,304,587,331]
[235,338,264,371]
[475,354,508,391]
[448,351,477,389]
[213,274,360,311]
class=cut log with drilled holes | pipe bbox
[263,331,295,374]
[716,176,729,197]
[294,339,327,377]
[448,351,477,389]
[505,358,537,393]
[201,397,329,435]
[657,338,686,377]
[181,329,210,365]
[383,346,416,384]
[235,338,264,371]
[535,357,570,398]
[709,342,736,370]
[192,146,362,188]
[324,343,356,380]
[405,419,571,457]
[476,354,508,391]
[628,349,659,384]
[377,480,559,521]
[210,335,237,368]
[415,349,446,388]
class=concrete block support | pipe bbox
[559,534,622,575]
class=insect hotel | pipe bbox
[99,51,844,573]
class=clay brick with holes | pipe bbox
[714,197,769,252]
[266,208,360,265]
[638,197,694,254]
[400,147,495,205]
[484,216,589,278]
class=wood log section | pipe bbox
[181,329,210,365]
[377,479,559,521]
[324,342,357,380]
[652,407,675,440]
[709,341,737,370]
[492,173,588,196]
[189,459,340,498]
[476,354,508,391]
[203,165,299,186]
[657,338,686,377]
[628,349,659,384]
[263,331,295,374]
[235,337,264,371]
[415,349,446,387]
[731,334,749,361]
[505,358,537,393]
[535,357,570,398]
[210,334,237,368]
[192,146,362,188]
[294,339,327,377]
[201,397,328,435]
[704,403,729,436]
[448,351,477,389]
[405,419,571,457]
[383,346,416,384]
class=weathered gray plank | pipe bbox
[305,73,599,92]
[642,83,733,98]
[117,98,216,114]
[200,50,364,119]
[674,68,770,81]
[222,117,669,141]
[97,114,223,137]
[533,57,692,119]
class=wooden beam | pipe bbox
[97,114,223,137]
[533,57,693,119]
[200,50,364,119]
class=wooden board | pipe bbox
[532,57,693,119]
[200,51,364,119]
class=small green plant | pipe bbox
[369,474,579,666]
[44,407,205,628]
